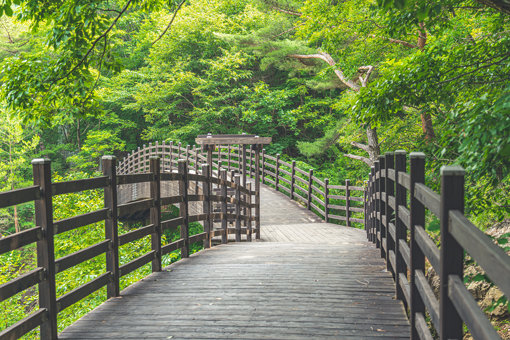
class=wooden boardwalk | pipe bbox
[59,184,409,339]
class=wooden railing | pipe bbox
[0,156,256,340]
[116,142,366,227]
[365,151,510,340]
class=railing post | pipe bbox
[275,154,280,191]
[102,156,120,298]
[324,178,329,222]
[370,166,376,243]
[194,145,199,195]
[346,179,351,227]
[202,164,212,249]
[307,169,313,210]
[247,183,252,242]
[32,159,58,340]
[207,145,213,177]
[218,145,222,170]
[394,150,407,306]
[178,159,189,258]
[169,141,174,171]
[149,157,162,272]
[220,168,228,244]
[227,145,231,172]
[234,175,241,242]
[242,145,247,186]
[374,160,381,248]
[178,142,182,160]
[261,148,265,185]
[363,181,367,235]
[379,155,386,259]
[186,144,190,163]
[254,143,261,240]
[290,160,296,200]
[161,140,167,169]
[409,152,426,340]
[440,166,465,340]
[385,152,395,275]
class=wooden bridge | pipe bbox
[1,136,509,340]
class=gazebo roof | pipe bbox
[195,134,272,145]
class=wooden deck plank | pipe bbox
[60,241,408,339]
[60,180,409,340]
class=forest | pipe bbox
[0,0,509,338]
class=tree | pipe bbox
[0,110,39,233]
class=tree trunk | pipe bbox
[366,125,380,162]
[77,118,81,149]
[421,112,435,140]
[14,205,19,233]
[290,52,381,165]
[416,24,435,142]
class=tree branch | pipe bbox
[369,34,418,49]
[350,141,371,152]
[60,0,133,81]
[152,0,187,46]
[358,65,374,87]
[344,153,371,165]
[270,6,302,16]
[289,53,360,91]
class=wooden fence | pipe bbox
[365,151,510,340]
[116,142,365,228]
[0,157,256,340]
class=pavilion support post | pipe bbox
[194,145,199,194]
[207,145,213,177]
[242,145,247,186]
[33,159,58,340]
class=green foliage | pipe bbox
[67,130,125,171]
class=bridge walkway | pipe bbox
[59,183,410,339]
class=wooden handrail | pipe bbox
[365,150,510,340]
[0,153,256,340]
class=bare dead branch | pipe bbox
[344,153,371,165]
[350,141,371,153]
[289,53,361,91]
